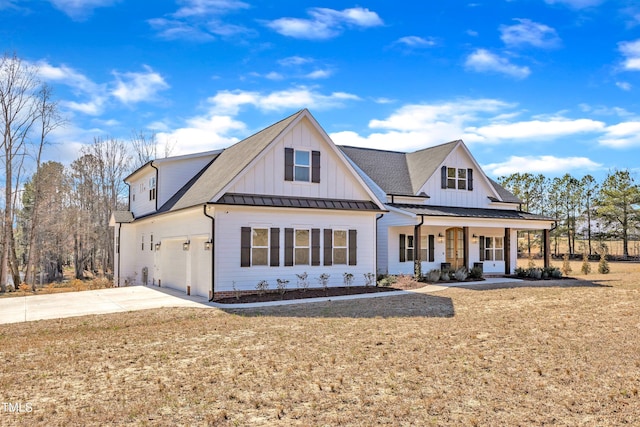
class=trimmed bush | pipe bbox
[425,269,440,282]
[454,268,468,281]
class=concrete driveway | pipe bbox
[0,286,212,325]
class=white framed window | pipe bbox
[149,176,156,201]
[294,150,310,182]
[458,168,467,190]
[484,236,504,261]
[447,167,456,189]
[295,229,310,265]
[251,228,269,266]
[406,235,414,261]
[420,235,428,261]
[333,230,348,265]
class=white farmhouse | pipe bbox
[110,109,385,299]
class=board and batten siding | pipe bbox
[214,205,377,292]
[226,119,370,201]
[157,155,216,208]
[128,170,156,217]
[418,146,515,210]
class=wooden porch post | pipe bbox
[504,228,511,275]
[463,226,469,270]
[414,223,421,277]
[543,228,550,269]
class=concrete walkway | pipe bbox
[0,277,523,324]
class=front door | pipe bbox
[446,227,465,270]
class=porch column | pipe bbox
[463,226,469,270]
[504,228,511,274]
[414,224,421,277]
[543,228,550,269]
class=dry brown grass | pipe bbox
[1,263,640,425]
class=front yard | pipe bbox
[1,260,639,425]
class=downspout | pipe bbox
[375,213,385,276]
[414,214,425,277]
[126,182,131,211]
[150,161,159,212]
[117,223,122,287]
[204,204,215,301]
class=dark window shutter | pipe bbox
[441,166,447,189]
[311,150,321,183]
[479,235,485,261]
[241,227,251,267]
[284,228,294,266]
[348,229,357,266]
[324,229,332,266]
[428,235,435,262]
[311,228,320,266]
[399,233,406,262]
[270,228,280,267]
[468,168,473,191]
[284,148,294,181]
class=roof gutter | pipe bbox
[203,204,216,301]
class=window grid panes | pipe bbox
[406,235,414,262]
[420,236,428,261]
[484,236,504,261]
[446,167,471,190]
[294,150,310,182]
[333,230,347,264]
[295,229,310,265]
[252,228,269,266]
[458,169,466,190]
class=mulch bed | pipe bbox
[214,286,403,304]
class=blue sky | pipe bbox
[2,0,640,180]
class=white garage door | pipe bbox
[160,239,187,293]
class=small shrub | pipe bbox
[550,268,562,279]
[276,278,289,296]
[454,268,468,281]
[70,279,87,292]
[318,273,330,291]
[469,266,483,280]
[296,272,309,292]
[343,272,354,287]
[231,281,240,300]
[598,253,610,274]
[255,280,269,295]
[439,269,451,282]
[376,275,396,287]
[581,253,591,275]
[528,268,542,279]
[363,273,375,287]
[425,269,441,282]
[561,253,572,275]
[515,267,528,278]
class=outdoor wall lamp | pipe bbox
[183,240,190,251]
[204,240,212,251]
[437,233,444,243]
[472,234,478,244]
[155,242,161,251]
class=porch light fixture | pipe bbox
[472,234,478,244]
[204,240,212,251]
[437,233,444,243]
[183,240,190,251]
[155,242,161,251]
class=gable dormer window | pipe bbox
[441,166,473,191]
[284,148,321,183]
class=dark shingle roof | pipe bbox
[388,203,552,221]
[217,193,382,211]
[488,178,522,204]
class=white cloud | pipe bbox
[265,7,383,40]
[465,118,606,142]
[600,121,640,147]
[208,87,360,115]
[47,0,119,20]
[616,81,632,90]
[156,114,246,155]
[111,66,169,104]
[544,0,603,9]
[465,49,531,79]
[500,19,561,48]
[395,36,437,48]
[304,69,332,79]
[278,56,313,66]
[483,155,602,176]
[148,0,252,41]
[619,39,640,71]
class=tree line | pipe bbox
[0,54,158,291]
[498,170,640,259]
